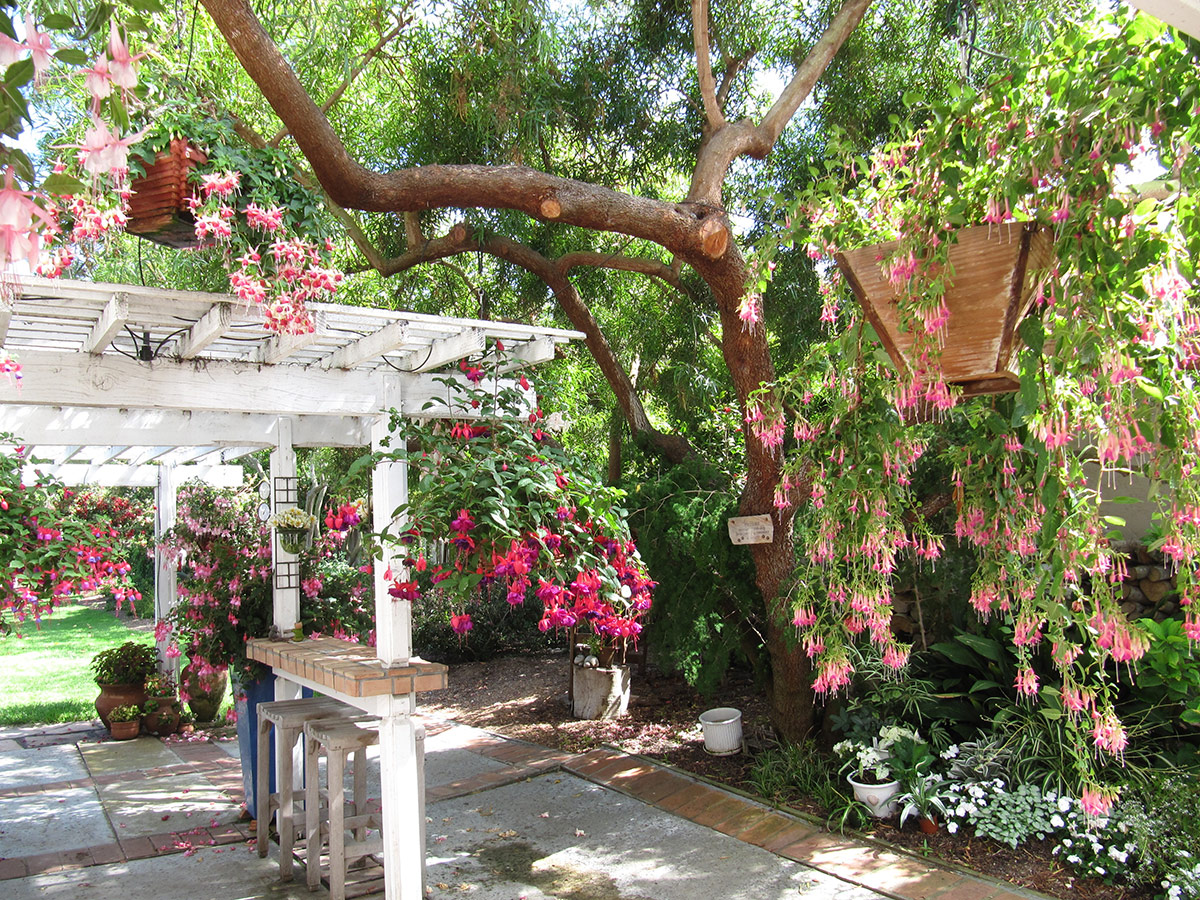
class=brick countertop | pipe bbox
[247,636,448,697]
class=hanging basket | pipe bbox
[277,528,308,555]
[126,138,207,248]
[836,223,1053,397]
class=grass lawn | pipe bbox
[0,602,156,726]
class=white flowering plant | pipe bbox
[833,723,924,785]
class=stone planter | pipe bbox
[571,663,630,719]
[846,775,901,818]
[95,683,148,730]
[181,662,228,723]
[836,223,1053,397]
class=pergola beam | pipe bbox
[1,406,375,448]
[322,319,409,370]
[401,328,485,373]
[83,293,129,355]
[176,302,233,359]
[21,463,244,488]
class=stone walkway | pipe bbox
[0,718,1043,900]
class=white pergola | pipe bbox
[0,274,582,900]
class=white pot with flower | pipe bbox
[834,723,924,818]
[268,507,317,554]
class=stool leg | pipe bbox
[417,724,427,897]
[305,733,322,892]
[328,749,347,900]
[256,714,271,859]
[276,723,297,880]
[351,746,367,843]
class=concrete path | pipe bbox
[0,718,1040,900]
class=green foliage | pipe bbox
[90,640,157,686]
[1131,617,1200,728]
[624,457,762,693]
[746,739,861,829]
[944,780,1062,849]
[107,704,140,723]
[411,582,556,664]
[1117,774,1200,891]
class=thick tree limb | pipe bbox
[201,0,733,264]
[715,50,753,111]
[268,17,408,148]
[692,0,725,133]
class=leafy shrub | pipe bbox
[1115,774,1200,891]
[412,582,555,663]
[944,780,1062,849]
[625,458,763,693]
[91,641,157,686]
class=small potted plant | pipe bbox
[91,641,158,730]
[177,709,197,735]
[897,772,950,833]
[268,507,318,554]
[108,705,142,741]
[833,723,926,818]
[142,672,182,736]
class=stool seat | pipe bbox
[255,696,356,880]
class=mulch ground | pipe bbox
[419,651,1154,900]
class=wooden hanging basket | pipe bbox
[836,223,1053,396]
[126,138,207,249]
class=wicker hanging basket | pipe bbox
[836,223,1053,396]
[126,138,207,248]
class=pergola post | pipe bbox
[153,463,177,672]
[270,417,303,703]
[372,413,411,667]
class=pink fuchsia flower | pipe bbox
[0,32,22,68]
[1079,786,1114,817]
[0,166,55,270]
[199,171,241,200]
[449,509,475,532]
[881,642,910,671]
[458,358,484,383]
[387,580,419,602]
[105,19,143,89]
[1014,667,1039,697]
[450,612,473,635]
[82,55,112,103]
[245,203,285,232]
[737,292,762,328]
[791,606,816,628]
[75,118,148,179]
[24,14,53,81]
[1061,685,1093,718]
[1091,709,1128,757]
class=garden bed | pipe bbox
[420,651,1153,900]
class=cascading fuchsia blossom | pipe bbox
[1091,709,1128,757]
[1079,786,1114,817]
[24,14,53,81]
[105,19,143,90]
[450,612,473,635]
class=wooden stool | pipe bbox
[255,695,355,880]
[303,720,428,900]
[304,717,381,900]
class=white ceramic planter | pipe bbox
[846,775,901,818]
[699,707,743,755]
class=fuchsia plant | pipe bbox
[0,10,341,336]
[753,10,1200,807]
[378,351,654,657]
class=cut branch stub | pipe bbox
[539,196,562,219]
[836,223,1053,396]
[698,216,730,259]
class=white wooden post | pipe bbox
[377,692,423,900]
[153,463,177,672]
[373,413,411,667]
[270,416,300,635]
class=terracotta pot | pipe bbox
[126,139,207,248]
[109,719,141,740]
[95,683,148,730]
[181,663,228,723]
[836,223,1053,397]
[143,699,181,737]
[917,815,940,835]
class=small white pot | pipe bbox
[846,775,901,818]
[699,707,742,755]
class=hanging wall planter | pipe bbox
[836,223,1053,396]
[126,138,207,248]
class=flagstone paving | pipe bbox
[0,718,1048,900]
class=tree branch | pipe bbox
[692,0,725,133]
[201,0,733,264]
[715,50,753,111]
[755,0,873,148]
[268,16,409,148]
